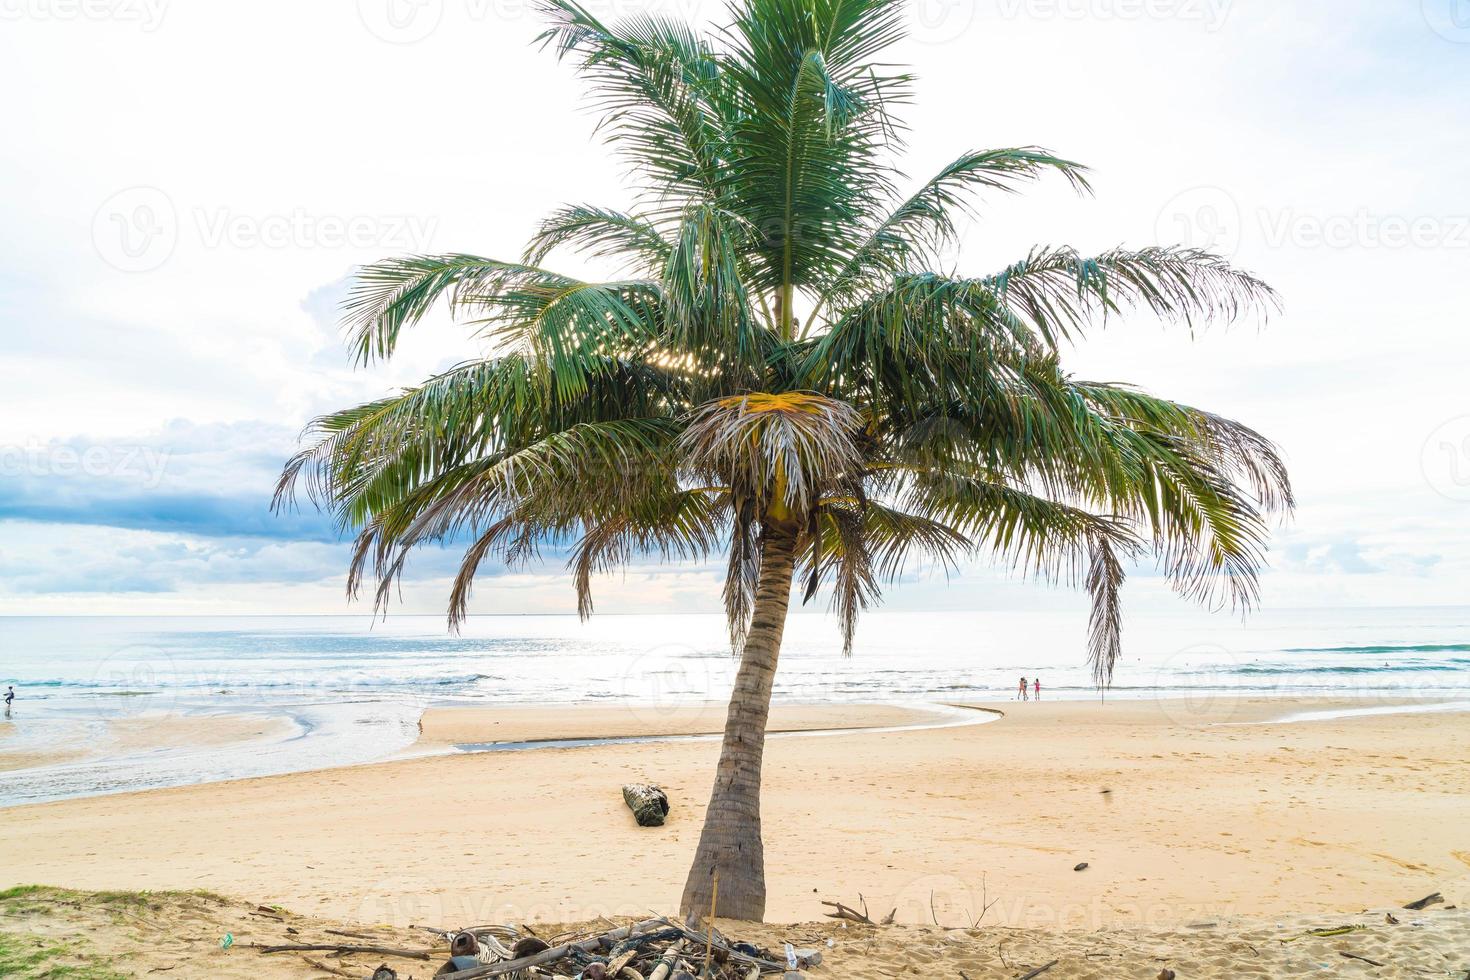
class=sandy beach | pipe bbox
[2,697,1467,949]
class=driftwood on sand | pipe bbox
[821,899,874,925]
[255,942,432,960]
[435,919,664,979]
[622,783,671,827]
[430,916,791,979]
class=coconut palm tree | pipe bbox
[276,0,1292,922]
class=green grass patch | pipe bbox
[0,930,128,979]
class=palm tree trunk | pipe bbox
[679,523,800,922]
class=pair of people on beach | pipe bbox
[1018,677,1040,701]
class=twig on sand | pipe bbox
[300,955,358,977]
[1340,951,1387,967]
[1017,959,1059,979]
[324,928,394,941]
[821,898,874,925]
[971,873,1001,928]
[255,942,432,960]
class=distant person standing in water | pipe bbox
[1033,678,1041,701]
[1019,676,1029,701]
[4,686,13,716]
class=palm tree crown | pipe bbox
[278,0,1292,921]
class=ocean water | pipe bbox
[2,607,1468,805]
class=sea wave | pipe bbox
[1281,642,1470,655]
[1198,663,1470,675]
[0,673,506,691]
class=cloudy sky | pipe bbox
[2,0,1467,618]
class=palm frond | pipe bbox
[569,490,727,618]
[1085,531,1126,686]
[535,0,728,206]
[524,205,675,274]
[721,0,913,301]
[814,148,1092,320]
[661,203,767,376]
[981,245,1279,346]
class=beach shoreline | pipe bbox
[2,695,1467,938]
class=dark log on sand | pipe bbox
[623,783,671,827]
[1403,891,1443,911]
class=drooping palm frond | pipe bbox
[800,497,970,654]
[980,245,1279,346]
[274,359,535,521]
[661,203,768,379]
[569,489,728,618]
[524,205,676,274]
[811,504,877,655]
[1085,531,1126,686]
[895,467,1144,679]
